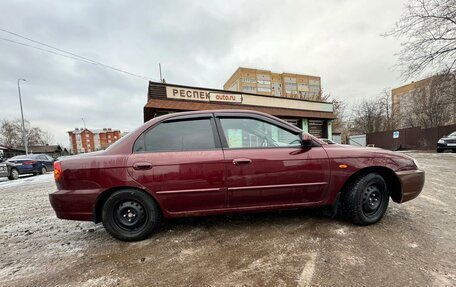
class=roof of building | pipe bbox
[144,98,336,119]
[0,145,25,151]
[148,81,331,105]
[17,145,68,153]
[68,128,120,134]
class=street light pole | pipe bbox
[17,78,28,156]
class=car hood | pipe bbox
[323,144,416,161]
[441,136,456,141]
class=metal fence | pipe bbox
[366,124,456,150]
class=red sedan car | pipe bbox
[50,110,424,241]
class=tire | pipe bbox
[8,168,19,180]
[40,166,47,175]
[340,173,389,226]
[102,189,160,241]
[437,148,444,153]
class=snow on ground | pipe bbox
[0,173,54,189]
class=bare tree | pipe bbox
[352,98,385,134]
[0,119,53,148]
[385,0,456,79]
[380,88,400,130]
[0,120,20,147]
[321,92,347,133]
[408,73,456,127]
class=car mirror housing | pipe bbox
[299,132,313,147]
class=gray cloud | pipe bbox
[0,0,407,146]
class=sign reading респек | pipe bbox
[166,86,242,103]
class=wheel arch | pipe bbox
[8,167,19,179]
[340,166,402,203]
[93,186,162,223]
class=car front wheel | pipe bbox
[437,148,444,153]
[102,189,161,241]
[8,168,19,180]
[340,173,389,225]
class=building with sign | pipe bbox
[223,67,322,101]
[144,81,335,139]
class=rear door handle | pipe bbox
[233,158,252,166]
[132,162,153,170]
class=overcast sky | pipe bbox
[0,0,409,146]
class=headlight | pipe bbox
[413,158,419,169]
[438,139,445,144]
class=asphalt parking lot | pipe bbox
[0,151,455,287]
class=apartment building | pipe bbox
[223,67,322,101]
[392,74,456,128]
[68,128,122,154]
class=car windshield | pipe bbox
[448,132,456,137]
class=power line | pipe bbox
[0,28,156,81]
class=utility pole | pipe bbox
[81,118,87,130]
[159,63,163,83]
[17,78,28,155]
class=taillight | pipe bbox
[54,161,62,181]
[23,160,36,165]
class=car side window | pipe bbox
[219,117,301,148]
[141,119,217,152]
[39,155,47,160]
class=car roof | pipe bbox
[156,109,302,132]
[10,154,46,159]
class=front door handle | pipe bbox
[132,162,153,170]
[233,158,252,166]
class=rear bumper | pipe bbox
[395,169,425,203]
[49,189,100,221]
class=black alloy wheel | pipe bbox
[361,184,383,216]
[102,189,160,241]
[8,168,19,180]
[113,200,147,232]
[341,173,389,225]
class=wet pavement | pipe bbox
[0,152,455,286]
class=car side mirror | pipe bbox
[299,132,313,147]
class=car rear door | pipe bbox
[215,113,330,208]
[127,114,226,214]
[39,155,53,170]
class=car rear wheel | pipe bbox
[40,166,47,175]
[340,173,389,225]
[8,168,19,180]
[102,189,160,241]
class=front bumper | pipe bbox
[395,169,425,203]
[437,143,456,149]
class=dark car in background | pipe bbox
[437,131,456,153]
[0,161,20,180]
[7,154,55,176]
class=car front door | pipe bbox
[127,115,226,214]
[215,114,330,208]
